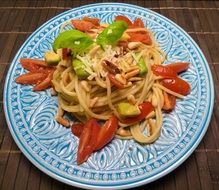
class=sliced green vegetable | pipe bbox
[96,21,128,46]
[72,59,89,79]
[137,56,147,77]
[44,51,61,66]
[53,30,93,54]
[117,102,141,117]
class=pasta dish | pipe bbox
[16,15,190,164]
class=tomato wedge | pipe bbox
[77,116,118,164]
[71,20,95,32]
[83,16,100,26]
[151,64,177,78]
[165,62,190,74]
[15,72,47,84]
[133,18,144,28]
[122,102,154,124]
[94,116,118,151]
[107,73,124,89]
[162,91,176,111]
[20,58,54,73]
[33,71,54,91]
[20,58,48,67]
[127,31,152,45]
[77,119,100,165]
[161,77,191,96]
[115,15,133,27]
[71,123,84,138]
[21,61,40,72]
[115,16,145,28]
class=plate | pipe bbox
[4,3,214,189]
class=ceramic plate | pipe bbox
[4,3,214,189]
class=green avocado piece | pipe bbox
[44,51,61,66]
[117,102,141,117]
[72,59,89,79]
[137,56,147,77]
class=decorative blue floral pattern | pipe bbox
[4,3,214,189]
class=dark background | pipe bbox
[0,0,218,190]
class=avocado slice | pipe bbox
[137,56,147,77]
[117,102,141,117]
[44,51,61,66]
[72,59,89,79]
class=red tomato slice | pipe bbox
[107,73,124,89]
[122,102,154,124]
[94,116,118,151]
[20,58,48,67]
[162,91,176,111]
[71,20,95,32]
[161,77,191,96]
[151,64,177,78]
[71,123,84,138]
[15,72,47,84]
[77,119,100,165]
[127,32,152,45]
[133,18,144,28]
[20,58,54,73]
[83,17,100,26]
[115,15,133,27]
[33,71,54,91]
[165,62,190,74]
[21,61,40,72]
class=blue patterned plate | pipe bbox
[4,3,214,189]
